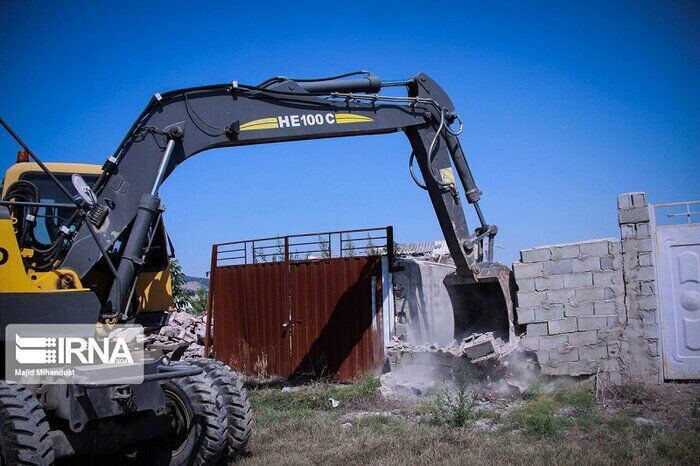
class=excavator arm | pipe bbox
[6,71,515,339]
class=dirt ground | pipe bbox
[238,376,700,465]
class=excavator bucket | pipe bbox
[444,263,517,342]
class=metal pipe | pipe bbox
[150,138,176,196]
[0,200,76,209]
[0,118,82,209]
[104,193,160,319]
[141,365,203,382]
[204,244,217,357]
[381,79,414,87]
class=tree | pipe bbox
[189,288,209,316]
[274,237,284,262]
[344,233,356,257]
[365,234,379,256]
[252,245,266,263]
[317,235,330,258]
[169,258,193,311]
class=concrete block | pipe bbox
[636,265,655,280]
[565,302,595,317]
[604,287,616,299]
[600,256,615,270]
[609,241,622,254]
[617,193,633,210]
[462,335,498,359]
[551,244,580,260]
[644,325,660,339]
[535,275,564,291]
[513,261,543,279]
[576,287,606,302]
[521,247,551,263]
[517,277,536,292]
[636,239,653,253]
[598,329,622,341]
[526,323,548,336]
[548,348,579,363]
[638,295,658,311]
[563,272,593,288]
[640,280,655,296]
[521,336,540,351]
[535,305,565,321]
[547,288,576,305]
[636,223,650,239]
[631,192,648,207]
[580,240,610,257]
[606,315,621,328]
[572,257,601,273]
[539,334,568,350]
[594,301,618,315]
[568,330,598,347]
[518,291,546,308]
[621,224,636,239]
[543,259,574,274]
[517,308,536,324]
[569,360,600,376]
[642,310,658,326]
[578,316,607,331]
[593,271,620,286]
[613,254,624,270]
[549,318,578,335]
[638,253,652,267]
[619,206,650,224]
[579,346,608,361]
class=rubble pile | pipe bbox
[147,311,209,359]
[386,331,516,363]
[382,332,536,398]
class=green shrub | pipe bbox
[429,375,475,428]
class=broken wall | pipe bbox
[513,192,662,383]
[393,259,456,345]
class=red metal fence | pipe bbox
[207,227,392,381]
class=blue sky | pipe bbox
[1,1,698,276]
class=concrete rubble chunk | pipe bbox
[460,332,499,359]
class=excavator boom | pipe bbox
[3,71,515,339]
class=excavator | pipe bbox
[0,71,515,464]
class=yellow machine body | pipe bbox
[0,161,172,311]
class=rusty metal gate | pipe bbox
[207,227,393,381]
[652,201,700,380]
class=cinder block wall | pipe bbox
[513,192,662,383]
[514,239,625,379]
[617,192,662,383]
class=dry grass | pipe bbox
[238,376,700,465]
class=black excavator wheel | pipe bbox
[0,382,55,466]
[139,369,227,465]
[191,358,253,461]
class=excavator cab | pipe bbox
[0,156,173,318]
